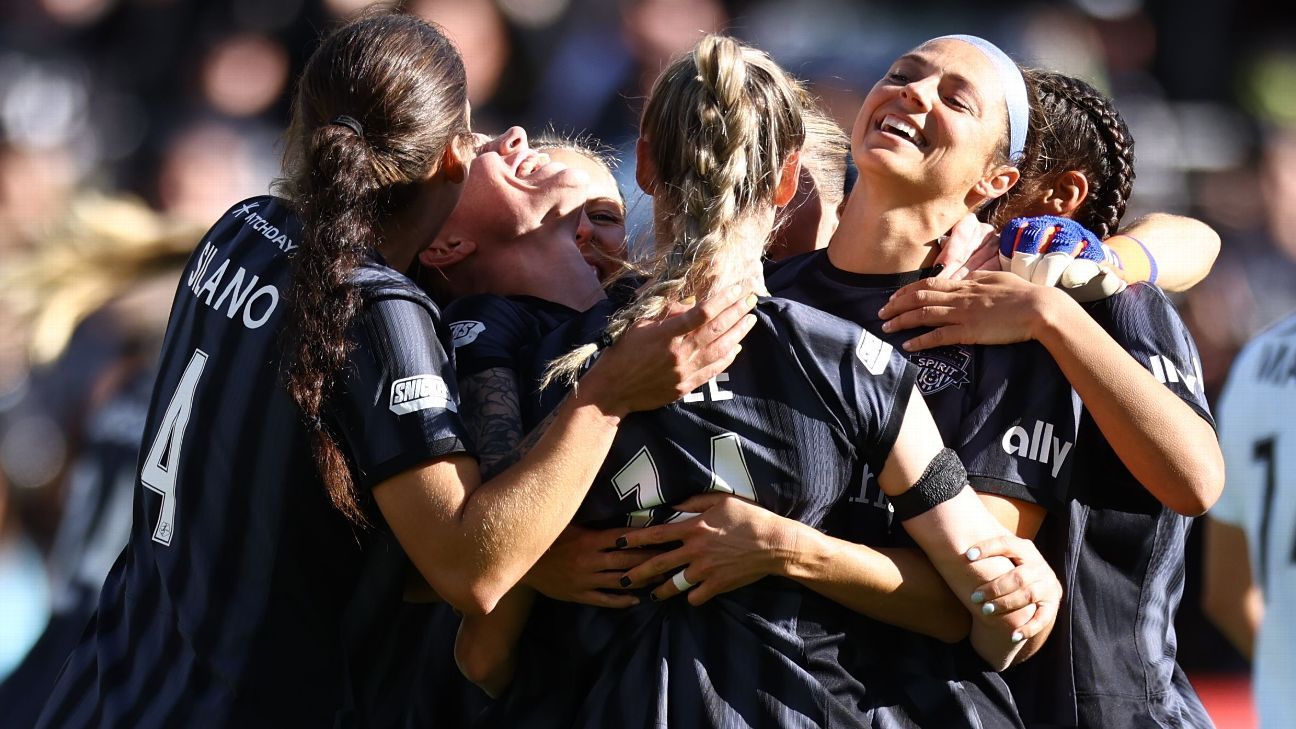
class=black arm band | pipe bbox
[888,448,967,522]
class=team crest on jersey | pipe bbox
[911,346,972,395]
[449,320,486,349]
[389,375,457,414]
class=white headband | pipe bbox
[932,34,1029,163]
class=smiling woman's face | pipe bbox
[445,126,589,241]
[851,38,1012,199]
[542,146,627,280]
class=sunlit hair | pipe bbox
[995,71,1135,238]
[543,34,805,388]
[275,8,471,525]
[0,194,200,365]
[798,91,850,211]
[533,130,622,189]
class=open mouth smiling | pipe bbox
[874,114,928,148]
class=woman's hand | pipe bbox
[615,493,800,605]
[878,271,1075,351]
[934,213,999,280]
[582,285,758,417]
[964,535,1062,645]
[524,524,657,608]
[998,216,1127,301]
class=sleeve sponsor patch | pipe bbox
[389,375,457,414]
[449,320,486,348]
[856,330,894,376]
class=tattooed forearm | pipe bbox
[460,367,525,480]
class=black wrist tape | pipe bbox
[888,448,967,521]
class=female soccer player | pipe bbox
[611,35,1078,728]
[535,134,629,282]
[466,35,1057,728]
[879,71,1222,728]
[33,12,754,728]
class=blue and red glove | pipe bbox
[999,216,1126,301]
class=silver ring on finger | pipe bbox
[671,570,697,592]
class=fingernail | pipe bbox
[745,293,759,308]
[970,591,985,604]
[981,603,996,616]
[901,340,915,351]
[933,263,946,274]
[615,536,629,549]
[619,575,632,588]
[1011,631,1024,644]
[880,320,892,332]
[965,547,981,561]
[649,592,660,602]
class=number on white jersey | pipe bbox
[1254,436,1296,590]
[140,349,208,545]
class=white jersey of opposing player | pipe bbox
[1216,312,1296,729]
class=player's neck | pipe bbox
[456,235,606,310]
[827,181,958,274]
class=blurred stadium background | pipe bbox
[1,1,1292,725]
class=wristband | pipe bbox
[1104,234,1158,285]
[888,448,967,521]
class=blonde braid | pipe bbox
[543,35,805,389]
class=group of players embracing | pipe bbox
[35,7,1226,729]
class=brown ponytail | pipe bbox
[276,9,469,524]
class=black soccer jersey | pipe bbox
[37,196,470,729]
[446,292,583,428]
[765,249,1078,728]
[1005,283,1215,729]
[767,250,1078,538]
[490,295,922,728]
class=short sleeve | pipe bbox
[330,295,471,490]
[956,342,1077,510]
[444,294,533,377]
[845,329,918,476]
[767,300,916,476]
[1085,283,1214,427]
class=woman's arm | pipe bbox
[876,394,1054,669]
[456,588,535,697]
[1202,516,1261,659]
[618,392,1059,668]
[1110,213,1220,292]
[878,273,1224,515]
[460,367,526,479]
[375,288,756,616]
[944,212,1220,296]
[617,492,972,643]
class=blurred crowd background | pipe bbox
[1,0,1292,724]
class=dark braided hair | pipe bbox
[994,70,1136,238]
[977,67,1045,229]
[276,9,470,525]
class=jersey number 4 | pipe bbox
[612,433,756,527]
[140,349,208,546]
